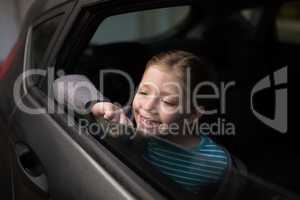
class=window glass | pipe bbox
[277,1,300,44]
[90,6,190,45]
[31,15,62,68]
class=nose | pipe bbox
[142,95,158,114]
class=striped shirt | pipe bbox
[144,136,230,193]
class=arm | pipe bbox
[52,74,109,110]
[52,74,131,125]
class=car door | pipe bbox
[7,0,202,200]
[8,4,141,200]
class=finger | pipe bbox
[91,103,106,117]
[104,111,115,120]
[110,111,121,123]
[120,113,134,127]
[119,113,127,125]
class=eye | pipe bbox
[162,100,176,106]
[138,90,148,95]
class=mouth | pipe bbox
[137,114,161,130]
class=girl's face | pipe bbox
[133,66,195,136]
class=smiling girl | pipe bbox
[91,50,231,193]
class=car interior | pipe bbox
[53,1,298,199]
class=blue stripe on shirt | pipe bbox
[144,136,230,193]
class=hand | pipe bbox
[91,102,132,126]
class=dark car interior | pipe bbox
[52,1,298,199]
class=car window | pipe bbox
[68,5,230,200]
[31,15,62,69]
[276,1,300,44]
[56,2,297,199]
[90,6,191,45]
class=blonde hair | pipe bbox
[145,50,215,108]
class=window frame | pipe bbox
[46,1,214,199]
[30,14,64,69]
[26,0,300,199]
[23,2,75,92]
[55,0,197,73]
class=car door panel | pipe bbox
[10,93,137,200]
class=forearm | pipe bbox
[53,74,109,113]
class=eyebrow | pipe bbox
[139,84,180,97]
[139,84,151,89]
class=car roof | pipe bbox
[33,0,76,14]
[29,0,275,18]
[20,0,279,41]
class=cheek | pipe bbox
[132,96,137,110]
[160,112,183,125]
[132,95,141,115]
[159,103,183,121]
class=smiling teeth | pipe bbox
[140,116,160,127]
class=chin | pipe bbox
[136,125,160,137]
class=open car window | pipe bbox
[62,5,235,200]
[51,1,298,200]
[90,6,191,45]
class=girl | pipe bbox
[91,50,231,193]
